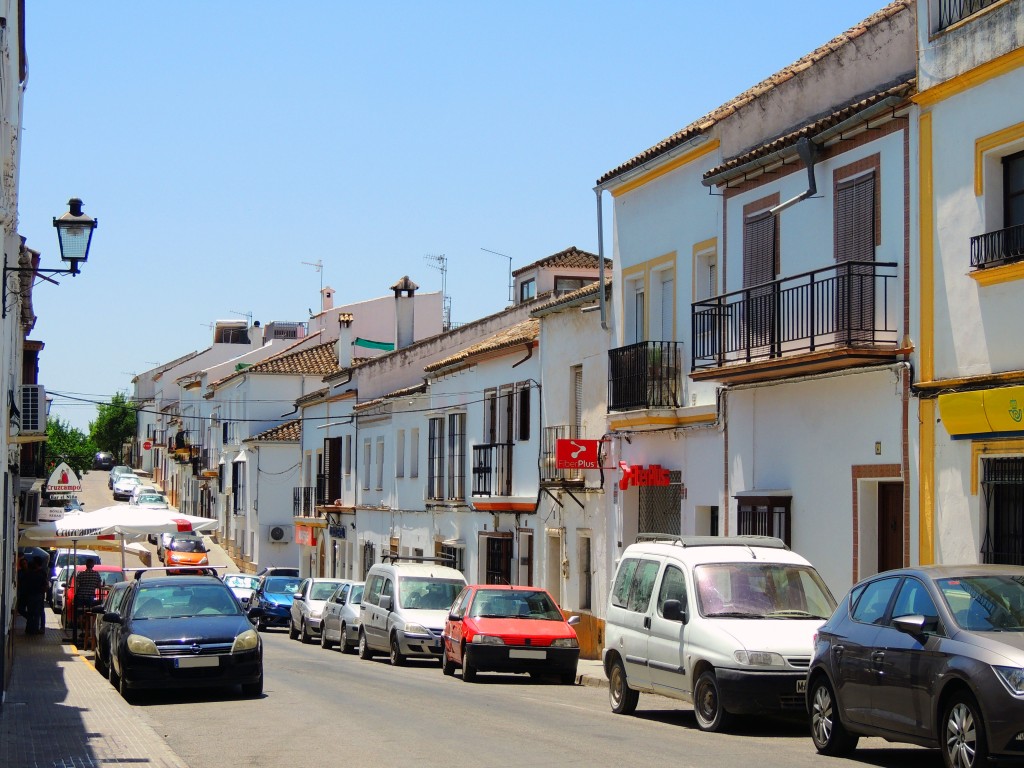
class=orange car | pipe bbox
[164,536,210,573]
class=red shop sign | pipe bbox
[618,462,671,490]
[555,439,601,469]
[295,525,317,547]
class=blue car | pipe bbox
[248,575,301,631]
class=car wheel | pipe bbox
[320,625,333,650]
[809,676,859,755]
[301,620,313,644]
[608,658,639,714]
[341,624,356,654]
[256,618,265,632]
[116,663,134,703]
[358,630,375,660]
[389,634,406,666]
[461,646,477,682]
[94,647,108,678]
[942,691,987,768]
[289,619,299,641]
[693,669,732,732]
[241,675,263,698]
[442,648,456,677]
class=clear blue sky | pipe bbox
[20,1,889,432]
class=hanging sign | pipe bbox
[45,462,83,498]
[295,524,317,547]
[555,439,601,469]
[618,462,671,490]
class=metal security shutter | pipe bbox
[743,213,776,352]
[981,457,1024,565]
[835,174,876,342]
[638,471,682,535]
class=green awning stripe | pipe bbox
[354,337,395,351]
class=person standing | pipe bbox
[23,558,49,634]
[72,558,102,643]
[16,556,28,619]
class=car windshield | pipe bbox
[694,562,836,619]
[398,578,463,610]
[170,538,207,553]
[133,584,242,619]
[469,589,563,619]
[311,581,343,600]
[137,494,165,504]
[225,575,259,590]
[939,574,1024,632]
[265,577,301,595]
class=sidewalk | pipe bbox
[0,608,189,768]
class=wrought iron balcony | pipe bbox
[691,260,898,374]
[472,443,513,496]
[542,425,584,483]
[292,485,323,516]
[607,341,683,412]
[971,223,1024,269]
[937,0,1000,30]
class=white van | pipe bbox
[603,535,836,731]
[358,557,467,666]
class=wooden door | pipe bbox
[877,482,903,572]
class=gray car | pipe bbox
[289,578,345,643]
[319,581,364,653]
[807,564,1024,768]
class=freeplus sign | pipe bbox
[45,462,83,499]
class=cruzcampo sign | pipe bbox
[45,462,83,499]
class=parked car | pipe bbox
[157,531,200,562]
[359,558,467,665]
[289,578,345,643]
[50,565,74,613]
[603,535,836,731]
[92,580,133,677]
[112,474,142,501]
[101,571,263,701]
[248,575,302,631]
[163,537,210,573]
[442,584,580,683]
[320,581,364,652]
[61,565,127,630]
[128,485,158,504]
[223,573,260,607]
[108,465,132,489]
[807,564,1024,768]
[134,493,169,510]
[255,566,299,578]
[48,548,101,591]
[93,452,114,470]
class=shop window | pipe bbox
[736,494,791,547]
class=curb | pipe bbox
[577,672,606,689]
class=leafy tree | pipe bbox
[45,416,96,477]
[90,392,138,463]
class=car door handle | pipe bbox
[871,651,885,665]
[831,645,844,660]
[644,616,651,629]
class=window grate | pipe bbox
[982,457,1024,565]
[639,471,682,535]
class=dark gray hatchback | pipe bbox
[807,565,1024,768]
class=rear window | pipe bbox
[265,577,301,594]
[311,581,343,600]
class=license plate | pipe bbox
[509,649,546,660]
[174,656,219,669]
[796,679,807,693]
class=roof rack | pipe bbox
[633,534,789,550]
[378,552,453,565]
[132,565,227,580]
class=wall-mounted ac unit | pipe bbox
[266,524,292,544]
[20,385,46,434]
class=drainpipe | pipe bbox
[595,188,608,331]
[768,137,817,216]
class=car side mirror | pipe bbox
[380,595,393,612]
[893,614,936,636]
[102,612,122,624]
[293,594,305,601]
[662,599,688,624]
[567,614,581,626]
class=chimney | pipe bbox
[321,286,335,312]
[391,276,418,350]
[336,313,354,368]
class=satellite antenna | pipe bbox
[424,253,452,331]
[481,248,514,304]
[302,259,324,294]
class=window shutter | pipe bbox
[743,213,776,287]
[573,367,583,430]
[835,173,875,263]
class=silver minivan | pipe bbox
[358,558,466,666]
[604,535,836,732]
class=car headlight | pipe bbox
[994,666,1024,695]
[403,623,431,636]
[232,629,260,653]
[472,634,505,645]
[734,650,785,667]
[309,608,322,620]
[550,638,579,648]
[126,634,159,656]
[197,556,209,565]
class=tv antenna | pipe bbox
[481,247,514,304]
[302,259,324,294]
[424,253,452,331]
[230,309,253,327]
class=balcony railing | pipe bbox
[937,0,1000,30]
[971,223,1024,269]
[542,425,585,483]
[692,260,898,372]
[293,485,324,516]
[472,443,513,496]
[608,341,683,412]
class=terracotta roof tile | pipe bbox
[511,246,610,277]
[531,279,609,316]
[212,340,340,387]
[248,420,301,442]
[596,1,913,186]
[425,318,539,372]
[354,382,428,412]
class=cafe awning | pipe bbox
[938,385,1024,439]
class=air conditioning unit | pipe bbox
[20,385,46,434]
[266,524,292,544]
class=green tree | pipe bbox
[45,416,96,477]
[90,392,138,463]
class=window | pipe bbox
[482,534,513,584]
[578,533,592,611]
[516,382,531,441]
[519,278,536,303]
[446,413,466,500]
[362,439,371,491]
[981,457,1024,565]
[736,495,791,547]
[851,576,899,625]
[628,281,645,344]
[639,471,682,536]
[324,436,342,502]
[743,208,778,351]
[396,430,405,478]
[835,168,877,341]
[427,417,445,500]
[344,435,352,476]
[439,543,465,573]
[657,270,674,341]
[555,276,587,295]
[571,366,583,430]
[657,565,687,619]
[891,578,939,623]
[409,428,419,479]
[483,388,497,442]
[375,437,385,491]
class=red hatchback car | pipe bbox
[441,584,580,684]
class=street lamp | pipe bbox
[2,197,98,317]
